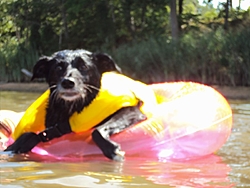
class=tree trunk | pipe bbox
[140,2,147,29]
[170,0,179,39]
[122,0,134,39]
[61,0,69,48]
[224,0,229,30]
[229,0,232,8]
[178,0,183,15]
[178,0,184,31]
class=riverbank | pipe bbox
[0,82,48,93]
[1,82,250,100]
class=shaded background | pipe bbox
[0,0,249,86]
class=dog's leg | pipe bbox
[92,105,147,161]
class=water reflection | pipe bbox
[0,92,250,187]
[218,100,250,187]
[0,155,233,188]
[0,91,41,112]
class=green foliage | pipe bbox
[0,0,250,85]
[108,27,250,86]
[0,42,38,82]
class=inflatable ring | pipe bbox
[1,82,232,161]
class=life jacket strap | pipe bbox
[38,122,72,142]
[5,122,72,153]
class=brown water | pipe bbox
[0,91,249,187]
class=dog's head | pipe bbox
[31,49,121,110]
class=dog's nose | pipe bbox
[61,78,75,89]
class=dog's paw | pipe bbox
[113,149,125,161]
[102,142,125,161]
[92,129,125,161]
[5,132,41,153]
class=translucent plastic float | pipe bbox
[0,82,232,161]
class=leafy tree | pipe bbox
[0,0,250,84]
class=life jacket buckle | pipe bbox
[38,124,63,142]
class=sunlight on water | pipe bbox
[0,156,234,187]
[0,92,250,187]
[218,100,250,187]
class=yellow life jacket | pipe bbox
[13,72,157,140]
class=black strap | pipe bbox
[38,123,72,142]
[5,122,72,153]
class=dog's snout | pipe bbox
[61,78,75,89]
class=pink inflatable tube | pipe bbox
[1,82,232,161]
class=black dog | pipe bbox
[6,49,146,161]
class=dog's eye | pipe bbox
[55,65,63,73]
[78,64,88,71]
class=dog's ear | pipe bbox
[31,56,51,81]
[93,53,122,74]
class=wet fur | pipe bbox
[30,49,146,161]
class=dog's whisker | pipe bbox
[83,85,93,93]
[49,85,57,89]
[86,84,100,91]
[49,87,61,105]
[50,89,57,98]
[84,84,101,93]
[50,89,60,105]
